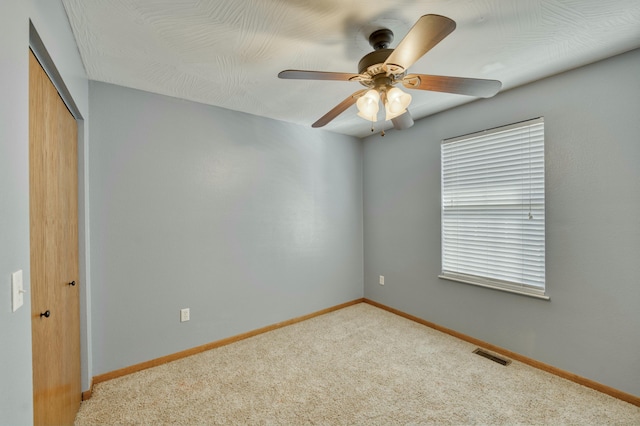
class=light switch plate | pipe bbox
[12,270,24,312]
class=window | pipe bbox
[440,117,546,299]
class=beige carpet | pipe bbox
[75,303,640,425]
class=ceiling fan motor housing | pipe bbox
[358,49,393,75]
[357,48,406,90]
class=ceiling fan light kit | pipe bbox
[278,14,502,131]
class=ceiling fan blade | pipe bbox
[312,90,367,128]
[383,14,456,71]
[402,74,502,98]
[278,70,361,81]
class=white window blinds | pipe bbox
[440,117,546,299]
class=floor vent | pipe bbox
[473,348,511,366]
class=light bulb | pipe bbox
[384,87,411,120]
[356,90,380,122]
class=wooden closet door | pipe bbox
[29,50,81,426]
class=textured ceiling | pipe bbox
[62,0,640,138]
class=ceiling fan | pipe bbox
[278,14,502,130]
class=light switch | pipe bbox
[12,270,24,312]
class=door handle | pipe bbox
[68,280,76,286]
[40,310,51,318]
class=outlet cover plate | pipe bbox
[180,308,190,322]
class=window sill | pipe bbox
[438,274,550,300]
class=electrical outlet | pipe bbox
[379,275,385,285]
[180,308,190,322]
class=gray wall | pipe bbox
[2,4,636,423]
[363,48,640,396]
[0,1,90,424]
[88,81,363,376]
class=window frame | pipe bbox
[439,117,548,300]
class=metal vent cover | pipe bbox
[473,348,512,366]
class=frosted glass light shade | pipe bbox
[385,87,412,120]
[356,89,380,122]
